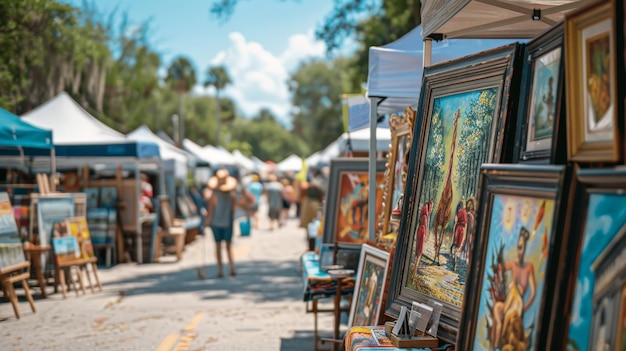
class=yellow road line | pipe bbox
[155,333,179,351]
[182,312,205,332]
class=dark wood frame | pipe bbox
[385,44,524,344]
[321,158,386,247]
[515,23,566,164]
[456,164,570,350]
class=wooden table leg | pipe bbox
[30,254,47,298]
[313,300,319,351]
[333,279,342,351]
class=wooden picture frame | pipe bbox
[515,23,566,164]
[557,168,626,350]
[385,44,524,343]
[456,164,570,351]
[322,158,386,247]
[348,243,390,328]
[377,106,418,246]
[565,0,621,162]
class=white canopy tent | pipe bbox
[182,139,236,167]
[127,125,192,180]
[232,150,255,172]
[251,156,270,174]
[276,154,303,173]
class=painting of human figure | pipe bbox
[407,87,498,306]
[567,193,626,350]
[349,246,389,327]
[526,46,561,152]
[472,195,555,351]
[334,171,384,245]
[582,26,613,141]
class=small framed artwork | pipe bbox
[65,216,96,260]
[377,106,418,243]
[565,0,621,162]
[516,23,566,163]
[561,168,626,350]
[99,187,118,208]
[456,164,569,351]
[322,158,386,247]
[348,243,390,327]
[386,44,524,343]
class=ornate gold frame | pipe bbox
[376,106,416,248]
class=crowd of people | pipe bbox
[186,166,329,278]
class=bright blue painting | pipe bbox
[567,193,626,350]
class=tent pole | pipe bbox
[50,148,56,192]
[368,97,379,242]
[424,38,433,68]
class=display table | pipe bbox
[302,252,355,351]
[342,326,453,351]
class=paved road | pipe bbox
[4,201,339,351]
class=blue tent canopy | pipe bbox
[0,107,53,150]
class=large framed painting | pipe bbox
[556,168,626,351]
[322,158,386,247]
[0,192,26,272]
[385,43,524,343]
[516,23,566,164]
[376,106,418,247]
[348,243,390,327]
[565,0,621,162]
[456,164,569,351]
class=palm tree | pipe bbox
[203,65,232,147]
[166,56,196,144]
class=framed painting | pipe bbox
[515,23,566,164]
[348,243,390,327]
[456,164,569,351]
[377,106,418,245]
[385,43,524,343]
[0,192,26,272]
[322,158,386,247]
[556,168,626,351]
[65,216,95,261]
[565,0,621,162]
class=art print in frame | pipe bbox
[322,158,386,247]
[456,164,568,351]
[565,0,621,162]
[0,192,26,271]
[65,216,95,260]
[386,44,524,343]
[564,168,626,351]
[348,243,390,327]
[517,23,565,163]
[377,106,417,243]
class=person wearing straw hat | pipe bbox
[205,168,238,277]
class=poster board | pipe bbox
[0,192,26,272]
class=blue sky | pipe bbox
[67,0,339,125]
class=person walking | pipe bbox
[280,177,295,225]
[246,173,264,228]
[205,168,238,278]
[264,173,284,230]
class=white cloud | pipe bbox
[194,30,326,127]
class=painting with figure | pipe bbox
[583,27,613,140]
[352,256,386,326]
[473,195,555,351]
[334,171,384,245]
[407,87,498,306]
[567,193,626,350]
[527,46,561,151]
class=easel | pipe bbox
[1,261,37,319]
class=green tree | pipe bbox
[203,65,232,147]
[289,57,357,154]
[166,56,197,144]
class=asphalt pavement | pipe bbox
[3,199,340,351]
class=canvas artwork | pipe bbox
[526,47,561,152]
[349,244,390,327]
[567,193,626,350]
[582,25,613,141]
[406,87,498,306]
[0,192,25,271]
[99,187,117,208]
[473,195,555,350]
[52,235,81,266]
[66,216,95,260]
[333,171,384,245]
[84,187,99,208]
[37,196,75,247]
